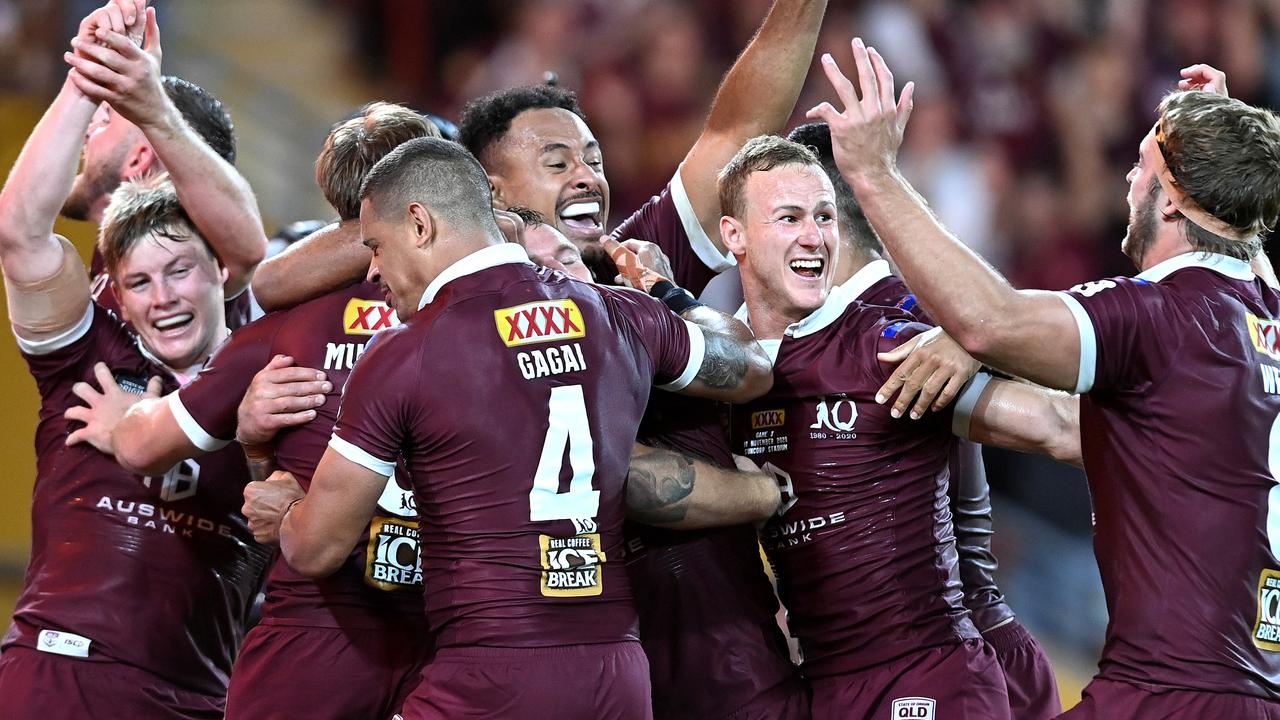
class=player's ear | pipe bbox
[124,142,157,179]
[721,215,747,256]
[407,202,436,249]
[487,173,508,208]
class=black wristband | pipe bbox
[650,280,704,315]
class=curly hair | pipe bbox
[457,85,586,163]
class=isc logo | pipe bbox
[1249,314,1280,362]
[494,299,585,347]
[344,299,398,335]
[751,409,785,429]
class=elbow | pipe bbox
[249,259,283,312]
[114,435,172,478]
[728,346,774,403]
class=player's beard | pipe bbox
[62,154,126,222]
[1122,183,1159,269]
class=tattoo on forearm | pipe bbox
[626,452,696,525]
[697,332,750,390]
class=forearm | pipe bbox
[113,397,205,475]
[242,442,277,483]
[252,221,368,312]
[278,499,350,577]
[626,445,780,529]
[967,379,1082,468]
[704,0,827,137]
[0,79,97,276]
[851,171,1019,348]
[142,106,267,295]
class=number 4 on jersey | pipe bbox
[529,385,599,522]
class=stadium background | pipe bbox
[1,0,1276,708]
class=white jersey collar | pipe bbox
[418,242,534,310]
[1136,251,1254,283]
[838,259,894,303]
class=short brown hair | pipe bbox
[99,174,207,276]
[316,102,440,220]
[1158,91,1280,260]
[718,135,822,219]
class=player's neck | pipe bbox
[1136,232,1195,274]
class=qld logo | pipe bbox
[891,697,935,719]
[811,397,857,433]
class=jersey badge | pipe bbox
[751,409,785,429]
[1254,568,1280,650]
[1248,314,1280,362]
[365,517,423,591]
[495,299,585,347]
[344,299,398,335]
[539,532,604,597]
[891,697,935,720]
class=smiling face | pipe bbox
[113,228,227,371]
[723,163,838,333]
[485,108,610,251]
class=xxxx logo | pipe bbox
[344,299,398,336]
[494,299,585,347]
[1249,314,1280,362]
[751,409,785,429]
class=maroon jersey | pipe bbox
[174,281,424,629]
[89,247,254,331]
[329,243,703,649]
[3,303,270,696]
[730,283,985,678]
[847,260,1015,632]
[611,171,738,300]
[626,392,798,718]
[1058,252,1280,698]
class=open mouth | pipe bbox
[153,313,193,333]
[558,200,602,232]
[788,258,824,279]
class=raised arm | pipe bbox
[65,7,267,297]
[679,0,828,250]
[251,221,368,312]
[809,39,1082,390]
[626,444,780,529]
[961,376,1082,467]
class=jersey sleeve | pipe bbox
[601,286,704,391]
[609,168,735,297]
[327,327,414,478]
[18,303,132,394]
[173,313,281,450]
[1056,276,1178,394]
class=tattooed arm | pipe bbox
[626,444,780,529]
[677,304,774,402]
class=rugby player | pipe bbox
[89,102,440,720]
[276,137,773,718]
[59,0,265,328]
[0,150,267,720]
[785,120,1062,719]
[710,134,1080,719]
[812,40,1280,718]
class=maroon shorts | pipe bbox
[1060,677,1280,719]
[808,639,1010,720]
[0,646,223,719]
[984,619,1061,720]
[396,641,652,719]
[225,622,432,719]
[720,673,811,720]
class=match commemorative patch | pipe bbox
[344,298,398,335]
[890,697,935,720]
[539,532,604,597]
[365,517,422,591]
[1254,569,1280,650]
[495,299,585,347]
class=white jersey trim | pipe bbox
[13,301,93,356]
[658,320,706,391]
[1136,251,1254,282]
[329,434,395,477]
[951,372,993,439]
[168,393,231,452]
[673,165,737,273]
[418,242,533,310]
[1055,292,1096,394]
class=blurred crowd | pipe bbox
[336,0,1280,291]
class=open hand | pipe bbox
[64,362,162,454]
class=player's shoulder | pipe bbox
[609,182,674,240]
